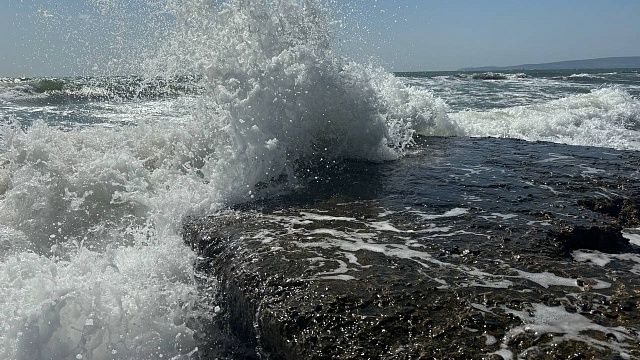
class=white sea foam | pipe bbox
[264,212,615,293]
[410,207,469,220]
[502,304,636,356]
[447,87,640,150]
[567,73,606,80]
[573,249,640,275]
[0,118,214,359]
[572,251,614,267]
[623,229,640,247]
[513,269,610,290]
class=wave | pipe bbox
[568,73,601,79]
[0,76,202,103]
[447,87,640,150]
[456,72,528,81]
[563,73,609,82]
[0,1,451,359]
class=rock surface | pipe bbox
[184,137,640,359]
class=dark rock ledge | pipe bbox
[183,138,640,359]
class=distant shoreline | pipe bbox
[3,59,640,79]
[460,56,640,72]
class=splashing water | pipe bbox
[151,0,454,199]
[0,0,451,358]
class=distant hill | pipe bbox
[460,56,640,71]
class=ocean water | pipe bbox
[1,0,640,359]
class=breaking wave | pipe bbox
[470,72,528,80]
[447,87,640,150]
[0,77,201,103]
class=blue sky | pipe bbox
[1,0,639,76]
[351,0,640,71]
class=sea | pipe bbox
[1,1,640,359]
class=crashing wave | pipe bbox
[153,0,455,199]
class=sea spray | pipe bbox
[0,120,203,359]
[149,0,454,199]
[0,0,451,358]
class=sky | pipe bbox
[1,0,639,76]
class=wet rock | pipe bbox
[578,198,625,218]
[553,225,632,254]
[578,197,640,227]
[184,138,640,359]
[619,198,640,227]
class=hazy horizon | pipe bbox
[2,0,640,76]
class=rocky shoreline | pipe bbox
[184,137,640,359]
